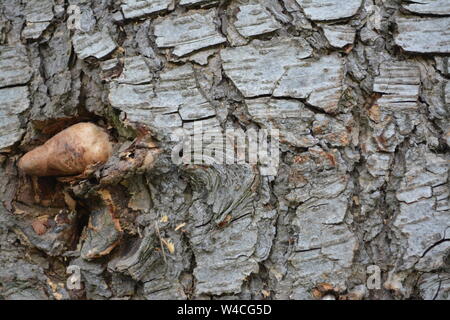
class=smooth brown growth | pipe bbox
[18,122,112,177]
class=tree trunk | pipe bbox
[0,0,449,300]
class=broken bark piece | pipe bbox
[0,46,33,88]
[21,0,54,39]
[282,192,357,299]
[72,31,117,60]
[121,0,172,19]
[108,228,159,281]
[371,61,421,142]
[272,151,356,299]
[322,25,356,48]
[295,0,363,21]
[395,16,450,54]
[393,147,449,270]
[100,58,123,81]
[18,122,112,177]
[312,114,352,147]
[108,64,214,131]
[185,164,271,295]
[234,4,281,38]
[273,54,345,113]
[0,86,30,149]
[154,9,226,57]
[373,61,420,97]
[153,64,215,121]
[221,38,312,97]
[419,273,450,300]
[246,98,318,148]
[313,282,338,298]
[69,258,112,299]
[115,56,153,85]
[402,0,450,15]
[445,82,450,105]
[185,48,217,65]
[81,202,122,260]
[0,116,24,150]
[11,199,80,256]
[100,147,160,185]
[0,86,30,115]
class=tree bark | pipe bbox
[0,0,449,300]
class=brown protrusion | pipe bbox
[18,123,112,177]
[32,218,48,235]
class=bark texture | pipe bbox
[0,0,449,300]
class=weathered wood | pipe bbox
[322,25,356,48]
[22,0,53,39]
[296,0,363,21]
[402,0,450,15]
[234,4,281,38]
[0,0,448,301]
[221,38,312,97]
[395,16,450,53]
[72,31,117,60]
[121,0,172,19]
[154,9,226,57]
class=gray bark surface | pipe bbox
[0,0,449,300]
